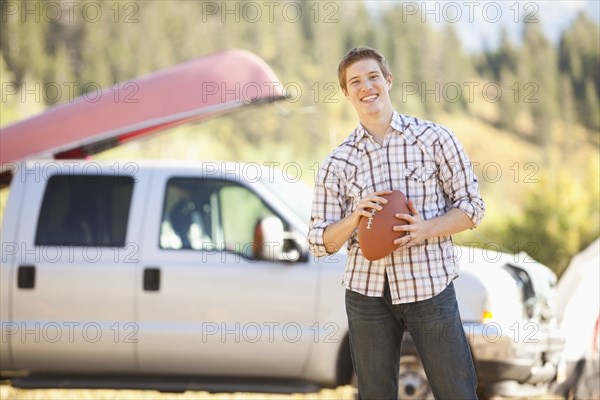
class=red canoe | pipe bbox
[0,49,286,187]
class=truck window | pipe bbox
[35,175,134,247]
[160,178,276,259]
[219,185,274,258]
[160,178,217,251]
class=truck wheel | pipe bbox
[348,352,434,399]
[398,354,434,400]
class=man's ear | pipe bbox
[386,73,393,91]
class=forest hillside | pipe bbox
[1,1,598,275]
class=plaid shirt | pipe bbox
[308,112,485,304]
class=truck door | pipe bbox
[5,169,143,373]
[137,175,319,377]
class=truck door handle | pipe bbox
[143,268,160,291]
[17,265,36,289]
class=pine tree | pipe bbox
[559,12,600,131]
[438,24,472,112]
[0,0,49,84]
[584,79,600,131]
[498,66,519,132]
[520,21,558,151]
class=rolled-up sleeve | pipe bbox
[308,159,346,257]
[437,128,485,228]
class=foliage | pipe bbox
[499,164,600,277]
[1,1,599,275]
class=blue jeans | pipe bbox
[346,281,478,400]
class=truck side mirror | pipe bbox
[253,216,285,261]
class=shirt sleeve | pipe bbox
[436,128,485,228]
[307,158,347,257]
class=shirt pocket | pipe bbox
[403,164,439,210]
[404,164,437,184]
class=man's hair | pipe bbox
[338,46,391,93]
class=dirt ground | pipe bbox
[0,382,568,400]
[0,383,357,400]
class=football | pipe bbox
[357,190,410,261]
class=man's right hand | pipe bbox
[323,190,392,254]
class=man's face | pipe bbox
[343,58,393,119]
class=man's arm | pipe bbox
[393,201,473,247]
[424,207,474,236]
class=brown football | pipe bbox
[358,190,410,261]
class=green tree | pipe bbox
[438,24,472,113]
[475,28,517,82]
[0,0,49,84]
[380,5,419,115]
[558,12,600,131]
[343,2,376,49]
[501,168,600,277]
[498,66,519,132]
[583,78,600,131]
[558,73,578,160]
[520,21,558,152]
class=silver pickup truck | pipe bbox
[0,160,564,397]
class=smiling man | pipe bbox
[308,46,485,399]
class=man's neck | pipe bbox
[360,109,394,145]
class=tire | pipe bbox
[398,353,434,400]
[350,353,434,400]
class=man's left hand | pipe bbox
[393,200,430,248]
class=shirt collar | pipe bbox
[353,123,368,141]
[352,111,417,145]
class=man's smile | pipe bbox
[361,94,379,102]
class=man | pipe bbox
[308,46,485,399]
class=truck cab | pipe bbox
[1,160,564,397]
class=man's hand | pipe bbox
[393,202,475,248]
[323,190,392,254]
[393,199,429,248]
[350,190,393,226]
